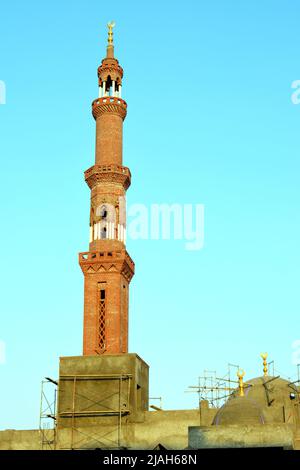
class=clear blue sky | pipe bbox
[0,0,300,429]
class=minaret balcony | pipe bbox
[92,96,127,120]
[79,250,135,282]
[84,164,131,190]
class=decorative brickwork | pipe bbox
[84,164,131,190]
[98,286,106,351]
[79,39,134,356]
[79,250,134,283]
[97,58,124,85]
[92,97,127,121]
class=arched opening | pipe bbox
[100,205,108,219]
[105,75,112,96]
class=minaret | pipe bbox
[79,23,134,356]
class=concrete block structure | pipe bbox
[56,353,149,449]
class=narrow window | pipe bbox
[98,283,106,351]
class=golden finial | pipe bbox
[237,369,245,397]
[260,352,268,376]
[107,21,115,45]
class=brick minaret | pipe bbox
[79,24,134,355]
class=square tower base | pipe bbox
[56,354,149,449]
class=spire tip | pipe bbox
[107,21,115,46]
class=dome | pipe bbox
[214,375,299,425]
[243,376,296,408]
[213,396,265,426]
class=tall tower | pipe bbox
[79,23,134,356]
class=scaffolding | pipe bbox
[186,364,241,409]
[39,377,57,450]
[149,396,163,410]
[267,359,275,377]
[58,373,132,450]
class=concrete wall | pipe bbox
[1,416,298,450]
[55,409,202,450]
[189,424,295,449]
[0,430,46,450]
[133,409,201,450]
[0,410,201,450]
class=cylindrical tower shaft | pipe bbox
[95,114,123,166]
